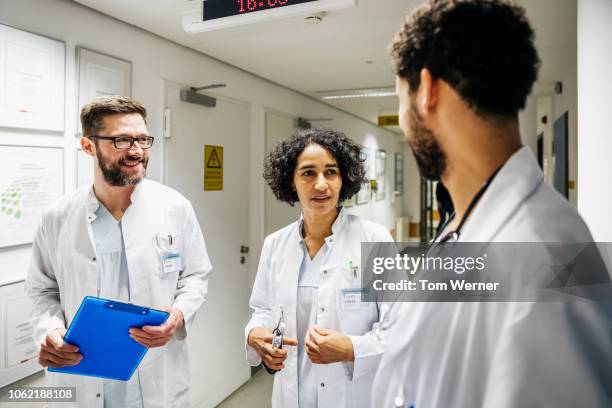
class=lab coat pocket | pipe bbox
[339,262,362,288]
[153,233,183,277]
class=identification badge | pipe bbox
[340,288,367,309]
[162,251,182,274]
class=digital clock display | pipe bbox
[203,0,319,21]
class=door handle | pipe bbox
[240,246,249,264]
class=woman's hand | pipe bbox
[305,325,355,364]
[248,327,298,371]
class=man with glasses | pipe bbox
[26,95,212,407]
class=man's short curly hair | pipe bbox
[389,0,540,119]
[264,128,366,206]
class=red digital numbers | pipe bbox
[238,0,291,14]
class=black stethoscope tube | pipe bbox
[432,166,502,245]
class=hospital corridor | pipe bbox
[0,0,611,407]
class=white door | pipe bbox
[164,82,251,408]
[265,110,300,235]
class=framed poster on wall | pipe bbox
[356,181,370,205]
[0,24,65,132]
[0,280,41,388]
[394,152,404,195]
[76,47,132,135]
[0,145,64,248]
[375,149,386,201]
[357,147,371,205]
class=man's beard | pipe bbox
[407,102,446,181]
[96,149,148,187]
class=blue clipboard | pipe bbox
[48,296,169,381]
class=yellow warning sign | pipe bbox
[204,145,223,191]
[378,115,399,127]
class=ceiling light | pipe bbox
[317,87,396,100]
[322,93,396,100]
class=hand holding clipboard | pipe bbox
[39,328,83,368]
[46,297,170,381]
[128,306,184,348]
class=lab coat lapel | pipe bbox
[79,188,100,301]
[460,146,543,242]
[327,208,348,257]
[284,231,303,339]
[280,222,303,408]
[119,180,151,306]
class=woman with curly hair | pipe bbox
[244,128,394,408]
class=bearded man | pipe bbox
[26,95,212,408]
[372,1,612,407]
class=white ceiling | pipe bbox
[73,0,577,127]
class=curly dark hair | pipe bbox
[264,128,366,206]
[389,0,540,118]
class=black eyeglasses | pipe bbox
[88,135,154,149]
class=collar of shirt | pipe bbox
[86,180,147,224]
[296,206,347,246]
[86,189,100,224]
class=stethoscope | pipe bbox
[431,167,501,245]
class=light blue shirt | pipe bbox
[297,234,329,408]
[91,203,143,408]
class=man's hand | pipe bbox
[39,328,82,368]
[129,307,184,348]
[247,326,298,371]
[305,325,354,364]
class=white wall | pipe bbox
[520,92,540,170]
[0,0,408,400]
[577,0,612,241]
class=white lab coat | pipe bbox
[245,209,394,408]
[372,146,612,407]
[25,179,212,408]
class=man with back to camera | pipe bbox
[372,0,612,407]
[25,95,212,407]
